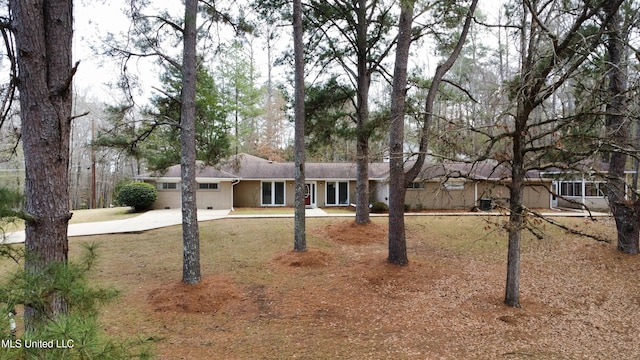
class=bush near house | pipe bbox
[370,201,389,213]
[117,182,157,212]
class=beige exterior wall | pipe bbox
[233,180,262,207]
[196,182,233,209]
[316,181,326,207]
[147,180,233,210]
[152,187,182,209]
[522,184,551,209]
[285,181,294,206]
[402,181,552,210]
[405,182,476,210]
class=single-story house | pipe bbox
[137,153,561,211]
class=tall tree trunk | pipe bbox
[11,0,74,328]
[387,0,414,266]
[180,0,201,284]
[605,0,638,254]
[504,111,527,308]
[293,0,306,252]
[355,0,370,224]
[390,0,478,265]
[504,1,531,308]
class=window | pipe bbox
[558,181,606,197]
[443,182,464,190]
[559,182,582,197]
[198,183,219,190]
[326,181,349,205]
[160,182,177,190]
[408,182,425,189]
[585,182,605,197]
[262,181,285,206]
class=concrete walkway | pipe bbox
[1,207,608,245]
[1,208,331,245]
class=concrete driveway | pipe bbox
[1,209,230,245]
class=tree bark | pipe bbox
[387,0,414,266]
[605,0,638,254]
[180,0,201,284]
[504,111,527,308]
[389,0,478,265]
[293,0,306,252]
[11,0,74,328]
[504,2,531,309]
[354,0,371,224]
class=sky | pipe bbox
[72,0,505,106]
[73,1,137,103]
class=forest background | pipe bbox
[1,0,515,210]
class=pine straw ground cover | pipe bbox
[26,216,640,358]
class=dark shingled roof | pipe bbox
[138,153,549,182]
[138,161,239,180]
[217,153,388,180]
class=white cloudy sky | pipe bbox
[72,0,505,105]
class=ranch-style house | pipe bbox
[138,153,574,211]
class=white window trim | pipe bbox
[198,182,220,190]
[408,182,425,189]
[325,181,349,206]
[558,180,606,198]
[261,181,286,206]
[159,182,178,190]
[443,182,464,190]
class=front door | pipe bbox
[305,182,317,207]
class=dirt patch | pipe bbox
[323,219,387,244]
[146,274,241,314]
[272,249,333,268]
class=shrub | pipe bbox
[370,201,389,213]
[112,178,133,206]
[0,243,152,359]
[117,182,158,212]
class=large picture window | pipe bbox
[326,181,349,205]
[262,181,285,206]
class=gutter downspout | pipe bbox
[474,181,478,207]
[231,178,240,211]
[581,178,586,210]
